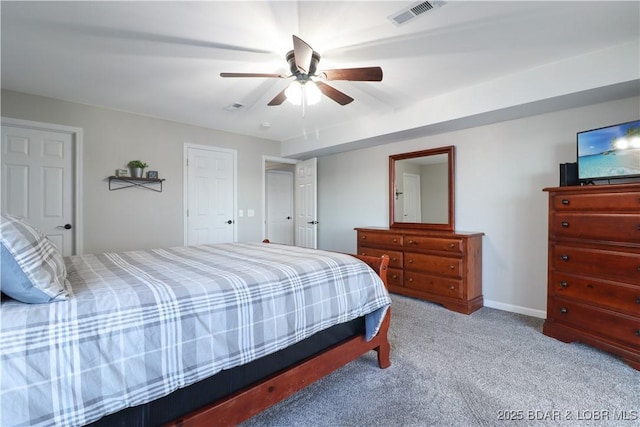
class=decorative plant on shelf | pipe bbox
[127,160,148,178]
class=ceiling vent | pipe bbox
[388,1,446,26]
[224,102,245,111]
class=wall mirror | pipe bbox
[389,146,455,231]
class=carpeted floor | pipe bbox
[242,295,640,426]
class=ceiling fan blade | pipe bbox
[220,72,285,78]
[315,82,354,105]
[267,88,288,106]
[292,35,313,74]
[320,67,383,82]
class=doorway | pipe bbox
[184,144,237,245]
[262,156,317,248]
[266,168,294,245]
[402,172,422,222]
[1,117,83,255]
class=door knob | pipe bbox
[286,216,291,220]
[56,224,72,230]
[226,220,234,224]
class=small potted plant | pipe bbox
[127,160,148,178]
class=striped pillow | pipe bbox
[0,214,68,303]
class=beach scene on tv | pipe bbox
[577,120,640,180]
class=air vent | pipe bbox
[224,102,245,111]
[388,1,445,26]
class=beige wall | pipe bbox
[3,89,639,317]
[1,89,281,254]
[316,96,640,317]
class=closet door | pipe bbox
[185,145,236,245]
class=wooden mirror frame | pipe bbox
[389,146,455,231]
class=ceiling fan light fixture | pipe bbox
[222,35,381,108]
[285,81,321,106]
[305,81,322,105]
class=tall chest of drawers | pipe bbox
[543,184,640,370]
[355,227,484,314]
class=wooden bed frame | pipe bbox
[165,250,391,427]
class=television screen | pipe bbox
[577,119,640,181]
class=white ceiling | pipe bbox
[2,1,639,156]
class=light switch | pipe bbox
[247,209,255,217]
[239,209,244,217]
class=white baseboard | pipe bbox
[484,299,546,319]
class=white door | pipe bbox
[266,170,293,245]
[1,125,75,255]
[185,146,236,245]
[294,158,317,249]
[403,173,422,222]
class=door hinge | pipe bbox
[187,209,189,217]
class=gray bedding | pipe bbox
[0,242,390,426]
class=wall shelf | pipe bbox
[108,176,165,192]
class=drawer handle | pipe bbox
[393,238,397,243]
[361,235,366,240]
[408,259,414,264]
[391,257,397,262]
[408,277,413,282]
[408,240,414,245]
[560,307,568,314]
[636,297,640,304]
[449,285,455,290]
[560,281,568,288]
[561,221,569,228]
[636,330,640,337]
[391,274,398,279]
[561,199,570,205]
[448,243,455,248]
[448,265,455,270]
[560,254,569,261]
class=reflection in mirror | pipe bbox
[389,146,455,231]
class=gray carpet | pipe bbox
[242,295,640,426]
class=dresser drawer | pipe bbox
[404,252,462,278]
[404,235,463,253]
[357,247,403,269]
[387,268,403,288]
[404,271,463,299]
[551,272,640,316]
[552,191,640,212]
[549,298,640,348]
[552,244,640,285]
[357,231,403,247]
[551,213,640,243]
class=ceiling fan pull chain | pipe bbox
[302,91,306,117]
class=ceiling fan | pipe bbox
[220,35,383,106]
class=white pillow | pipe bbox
[0,214,68,303]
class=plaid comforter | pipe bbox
[0,242,390,426]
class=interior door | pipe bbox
[403,173,422,222]
[266,170,293,245]
[294,158,317,249]
[1,125,75,255]
[185,146,236,245]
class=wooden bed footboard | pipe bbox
[166,251,391,427]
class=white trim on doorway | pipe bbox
[183,143,238,245]
[261,156,298,241]
[1,117,84,255]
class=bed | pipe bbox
[0,214,391,427]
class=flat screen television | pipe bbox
[577,119,640,182]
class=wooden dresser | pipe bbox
[355,227,484,314]
[543,184,640,370]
